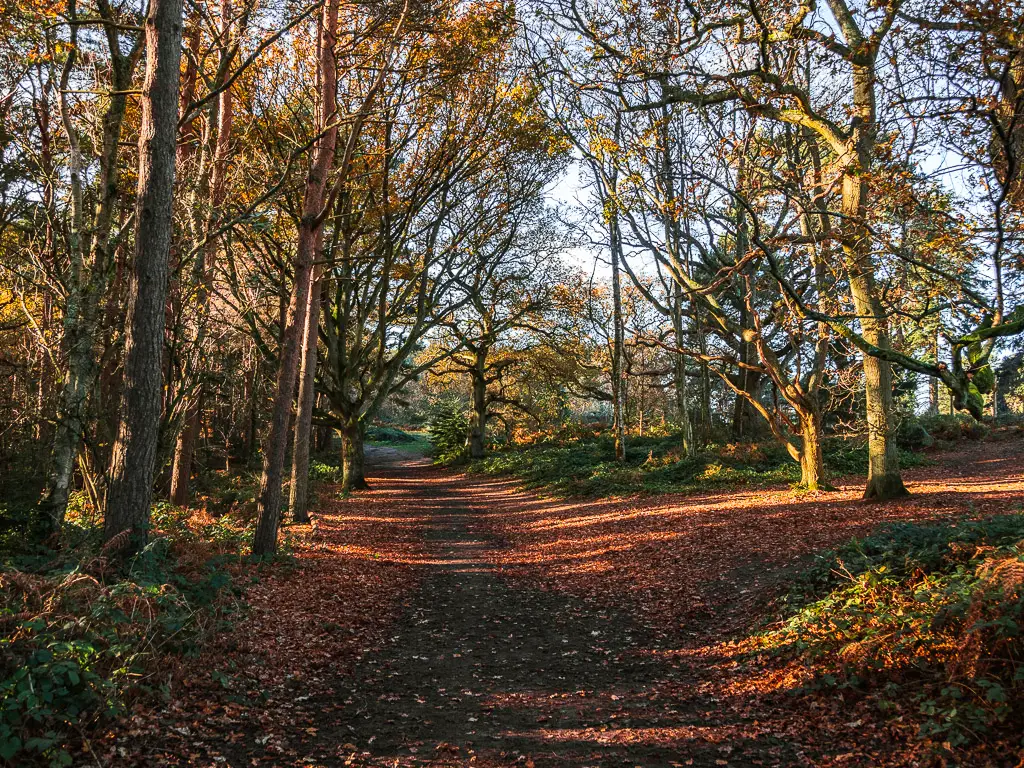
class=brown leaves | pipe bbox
[100,464,430,767]
[95,439,1024,767]
[471,437,1024,767]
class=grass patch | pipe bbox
[469,434,929,497]
[365,425,414,444]
[366,426,432,455]
[756,513,1024,750]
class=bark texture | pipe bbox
[609,203,626,462]
[798,408,826,491]
[288,263,324,523]
[169,404,200,506]
[670,290,693,456]
[843,61,907,500]
[41,1,138,531]
[468,347,488,460]
[341,419,368,491]
[104,0,184,544]
[252,0,339,555]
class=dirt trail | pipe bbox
[127,438,1024,767]
[284,456,795,768]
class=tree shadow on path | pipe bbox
[297,466,804,767]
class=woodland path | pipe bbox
[290,451,797,768]
[128,440,1024,767]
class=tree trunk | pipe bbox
[169,397,199,505]
[674,350,692,448]
[315,410,331,452]
[242,344,257,462]
[732,369,764,439]
[468,347,487,460]
[609,201,626,462]
[39,3,121,532]
[857,321,908,499]
[252,0,340,556]
[168,0,234,507]
[928,325,940,415]
[104,0,184,545]
[659,105,693,457]
[341,418,368,491]
[798,407,827,491]
[288,264,324,524]
[670,282,692,456]
[731,161,755,442]
[731,386,750,439]
[693,306,712,445]
[41,340,94,530]
[843,62,907,501]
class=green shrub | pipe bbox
[896,417,935,451]
[0,503,51,564]
[308,460,343,485]
[365,425,417,444]
[193,469,261,515]
[760,514,1024,748]
[921,412,989,441]
[820,438,931,475]
[0,508,248,766]
[429,401,469,463]
[993,413,1024,429]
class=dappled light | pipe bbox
[74,438,1019,766]
[3,0,1023,760]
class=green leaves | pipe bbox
[0,732,21,761]
[762,514,1024,749]
[1,524,239,766]
[429,399,471,463]
[972,364,995,394]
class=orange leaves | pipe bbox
[473,437,1024,766]
[98,464,429,766]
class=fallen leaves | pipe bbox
[100,461,429,767]
[470,437,1024,767]
[92,438,1024,767]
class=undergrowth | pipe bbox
[918,413,990,442]
[0,502,256,767]
[193,459,347,517]
[757,514,1024,751]
[468,434,929,497]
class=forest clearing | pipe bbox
[2,0,1024,764]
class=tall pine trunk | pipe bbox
[104,0,184,545]
[288,263,324,523]
[252,0,339,555]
